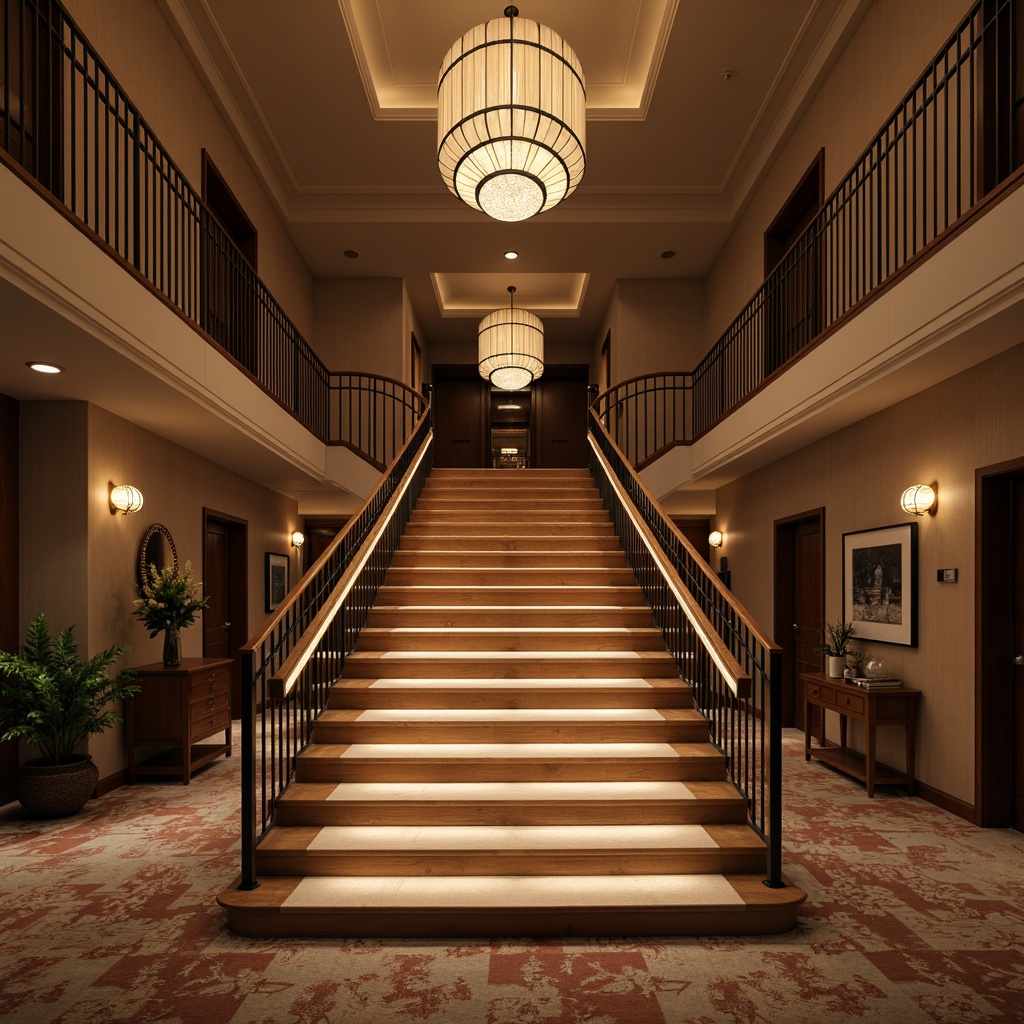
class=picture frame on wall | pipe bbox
[265,552,289,612]
[842,523,918,646]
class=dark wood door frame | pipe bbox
[0,394,20,804]
[774,508,826,728]
[977,455,1024,827]
[202,508,248,718]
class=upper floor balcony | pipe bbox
[2,0,1022,507]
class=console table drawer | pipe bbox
[191,706,231,738]
[191,689,230,723]
[805,681,834,703]
[836,690,865,714]
[190,665,230,699]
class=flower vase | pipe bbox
[162,626,182,668]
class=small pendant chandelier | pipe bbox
[437,6,586,222]
[478,286,544,390]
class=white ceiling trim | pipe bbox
[338,0,679,121]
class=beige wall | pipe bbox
[702,0,969,350]
[63,0,315,339]
[313,278,406,380]
[594,280,705,385]
[20,401,300,781]
[713,341,1024,806]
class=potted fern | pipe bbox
[0,614,139,817]
[815,620,856,678]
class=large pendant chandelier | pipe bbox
[437,6,586,222]
[478,286,544,390]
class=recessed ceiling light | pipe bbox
[660,250,677,260]
[26,361,64,374]
[504,251,519,260]
[343,249,359,259]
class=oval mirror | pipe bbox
[137,523,178,590]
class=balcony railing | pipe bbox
[596,0,1023,464]
[1,0,427,463]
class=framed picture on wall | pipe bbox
[265,552,289,612]
[842,523,918,646]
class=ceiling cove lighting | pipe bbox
[478,285,544,391]
[437,5,586,222]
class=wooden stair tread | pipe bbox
[217,873,806,938]
[318,708,702,722]
[263,823,760,852]
[280,780,736,803]
[304,741,723,760]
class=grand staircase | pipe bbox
[219,468,804,937]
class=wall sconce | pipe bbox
[291,531,305,549]
[109,483,144,515]
[900,483,937,517]
[708,530,724,548]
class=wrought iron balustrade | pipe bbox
[588,410,784,888]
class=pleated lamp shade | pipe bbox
[437,7,586,222]
[478,291,544,390]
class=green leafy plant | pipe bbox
[815,620,856,657]
[0,614,139,765]
[133,560,209,637]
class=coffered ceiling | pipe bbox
[158,0,870,350]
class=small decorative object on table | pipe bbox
[134,560,210,667]
[815,620,856,678]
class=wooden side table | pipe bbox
[800,671,921,797]
[126,658,233,784]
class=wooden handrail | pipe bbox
[241,408,431,657]
[591,410,779,658]
[588,435,752,699]
[267,429,433,700]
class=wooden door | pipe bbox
[775,510,825,729]
[202,511,248,718]
[0,394,19,804]
[764,151,823,376]
[978,458,1024,828]
[0,0,63,199]
[534,368,589,468]
[432,369,486,468]
[1015,474,1024,830]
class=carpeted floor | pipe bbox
[1,728,1022,1024]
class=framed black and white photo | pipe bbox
[265,551,289,612]
[842,523,918,646]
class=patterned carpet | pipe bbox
[1,728,1022,1024]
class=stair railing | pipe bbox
[237,412,433,891]
[329,373,429,471]
[588,410,785,889]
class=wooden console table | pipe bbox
[801,671,921,797]
[126,658,233,784]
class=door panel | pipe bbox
[433,372,486,468]
[534,370,589,468]
[1014,475,1024,830]
[0,394,19,804]
[203,512,248,717]
[775,510,824,730]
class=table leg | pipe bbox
[865,721,876,798]
[906,712,916,796]
[839,713,848,751]
[805,701,812,760]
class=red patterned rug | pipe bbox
[1,729,1022,1023]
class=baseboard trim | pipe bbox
[915,780,977,824]
[95,770,126,799]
